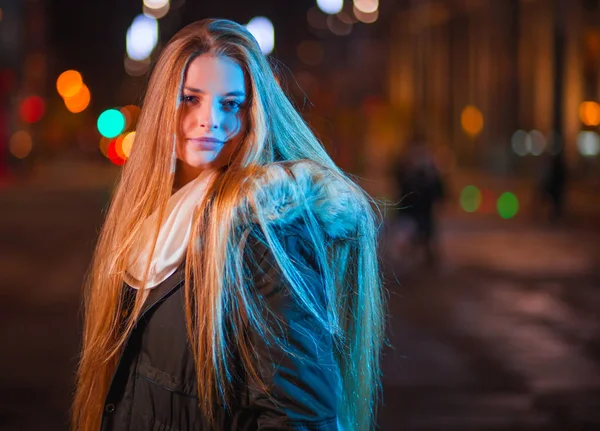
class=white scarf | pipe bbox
[124,169,217,289]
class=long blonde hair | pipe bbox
[73,19,385,431]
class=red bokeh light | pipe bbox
[19,96,46,123]
[107,139,126,166]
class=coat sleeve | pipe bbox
[244,229,341,431]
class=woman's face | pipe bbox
[177,54,247,183]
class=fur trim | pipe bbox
[246,160,364,240]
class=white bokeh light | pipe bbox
[143,2,169,19]
[317,0,344,15]
[126,14,159,61]
[353,5,378,23]
[353,0,378,14]
[143,0,169,9]
[511,130,528,156]
[577,131,600,156]
[246,17,275,55]
[529,130,546,156]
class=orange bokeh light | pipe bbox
[64,84,91,113]
[99,137,111,157]
[120,105,141,131]
[56,70,83,98]
[578,101,600,126]
[121,131,136,158]
[114,135,127,159]
[461,105,484,137]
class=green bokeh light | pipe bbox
[497,192,519,219]
[97,109,125,138]
[460,185,482,213]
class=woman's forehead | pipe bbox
[183,54,246,96]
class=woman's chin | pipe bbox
[187,151,219,166]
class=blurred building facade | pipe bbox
[0,0,48,174]
[387,0,599,177]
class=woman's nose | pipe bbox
[198,101,219,129]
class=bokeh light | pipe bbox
[114,135,127,160]
[460,185,482,213]
[122,131,136,158]
[9,130,33,159]
[497,192,519,219]
[19,96,45,123]
[56,70,83,98]
[97,109,126,138]
[126,14,159,61]
[317,0,344,15]
[297,41,324,65]
[143,0,168,9]
[64,84,91,113]
[353,6,378,23]
[577,131,600,156]
[461,105,484,137]
[124,55,151,77]
[511,130,528,156]
[478,189,496,214]
[246,17,275,55]
[143,2,169,19]
[578,101,600,126]
[529,130,546,156]
[327,14,352,36]
[120,105,141,131]
[337,11,357,25]
[108,139,126,166]
[353,0,378,14]
[307,6,328,30]
[99,137,110,157]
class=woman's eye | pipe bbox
[181,95,197,104]
[223,100,241,111]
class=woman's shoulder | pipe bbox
[241,160,366,241]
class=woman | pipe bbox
[73,19,385,431]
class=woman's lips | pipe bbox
[188,138,224,151]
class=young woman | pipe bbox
[73,19,385,431]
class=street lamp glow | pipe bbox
[353,0,378,14]
[126,14,159,61]
[317,0,343,15]
[246,17,275,55]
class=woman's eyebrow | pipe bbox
[183,87,245,97]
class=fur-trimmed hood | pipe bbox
[241,160,366,240]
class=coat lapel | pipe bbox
[136,266,186,320]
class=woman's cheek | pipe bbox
[225,115,243,140]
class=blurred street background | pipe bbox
[1,0,600,430]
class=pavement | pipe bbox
[1,160,599,430]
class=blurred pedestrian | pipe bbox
[391,135,445,267]
[535,151,567,224]
[72,19,384,431]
